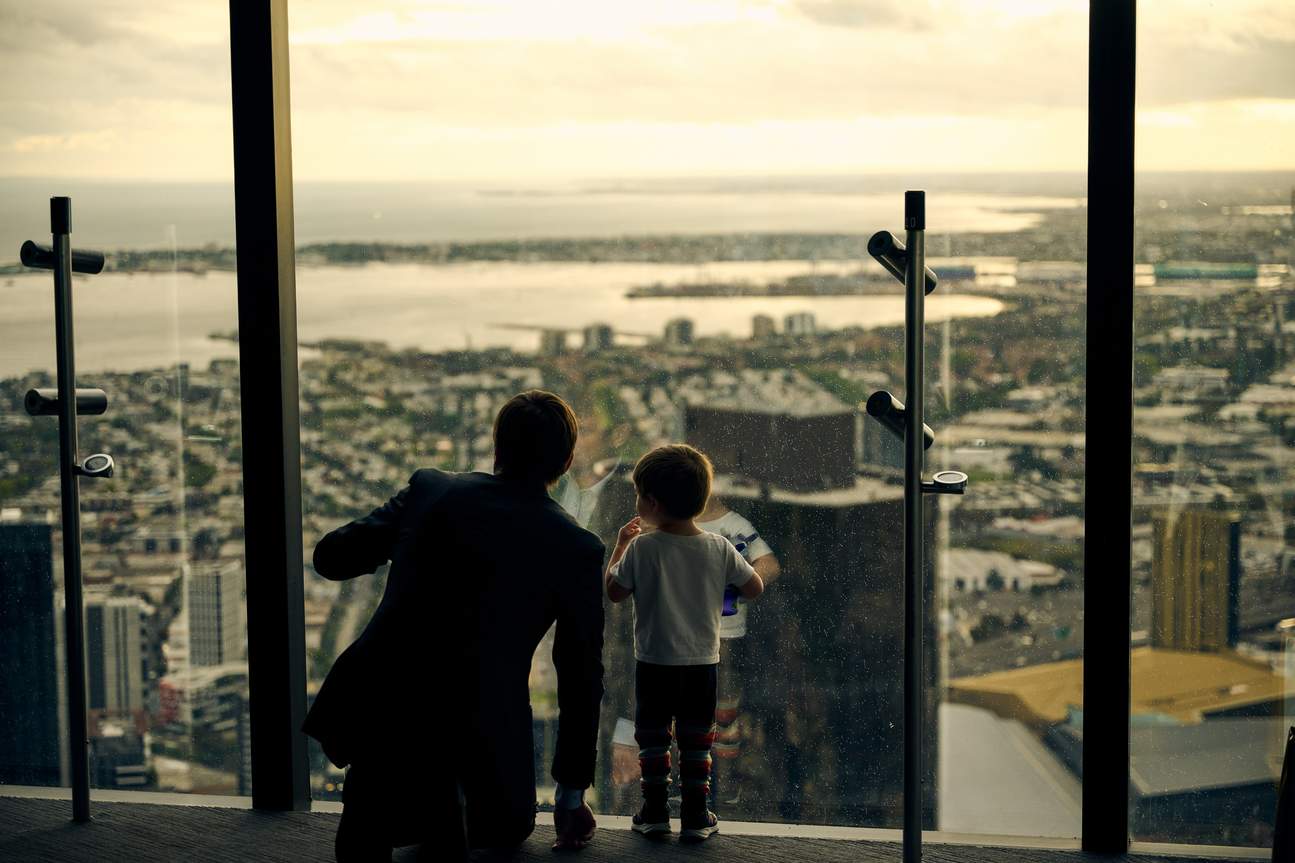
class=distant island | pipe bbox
[628,271,906,298]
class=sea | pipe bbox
[0,175,1091,377]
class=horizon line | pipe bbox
[4,168,1295,186]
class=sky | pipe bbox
[1,0,1293,182]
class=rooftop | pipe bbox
[947,647,1289,729]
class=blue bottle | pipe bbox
[722,540,748,616]
[722,585,739,616]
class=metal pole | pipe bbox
[903,190,925,862]
[51,196,91,822]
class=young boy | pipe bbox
[605,445,765,841]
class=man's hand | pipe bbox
[611,740,639,785]
[616,516,642,548]
[552,802,596,852]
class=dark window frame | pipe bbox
[229,0,310,813]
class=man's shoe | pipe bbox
[631,802,671,837]
[552,802,596,852]
[680,808,719,843]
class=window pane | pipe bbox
[290,1,1086,837]
[1,4,249,795]
[1133,0,1295,847]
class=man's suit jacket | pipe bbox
[303,469,605,844]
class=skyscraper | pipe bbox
[582,323,614,353]
[1150,507,1241,651]
[189,560,246,667]
[664,317,695,347]
[783,311,816,337]
[715,477,940,827]
[0,524,64,786]
[85,593,147,717]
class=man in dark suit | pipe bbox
[304,390,606,861]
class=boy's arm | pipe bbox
[604,518,640,602]
[312,472,420,580]
[551,540,606,792]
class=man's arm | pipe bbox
[551,541,606,791]
[312,473,416,580]
[728,544,764,599]
[752,553,781,587]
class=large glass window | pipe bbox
[1,3,249,795]
[1131,0,1295,847]
[288,1,1087,836]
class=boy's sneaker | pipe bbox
[631,803,672,837]
[680,808,719,843]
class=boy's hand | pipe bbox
[616,516,642,547]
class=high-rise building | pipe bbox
[783,311,816,337]
[85,593,147,717]
[752,314,777,340]
[189,560,245,667]
[582,323,614,353]
[1150,507,1241,651]
[681,371,855,493]
[664,317,694,347]
[539,328,567,357]
[0,524,64,786]
[715,477,940,827]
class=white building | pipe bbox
[189,560,245,667]
[83,593,147,716]
[942,548,1063,593]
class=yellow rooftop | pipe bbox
[947,647,1289,729]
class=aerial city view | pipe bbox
[1,172,1291,845]
[1,0,1293,852]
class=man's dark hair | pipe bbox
[632,444,713,520]
[493,390,579,486]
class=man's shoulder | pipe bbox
[547,506,605,557]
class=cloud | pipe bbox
[1141,36,1295,106]
[1,0,1293,180]
[791,0,934,30]
[12,130,118,153]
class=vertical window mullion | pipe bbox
[1082,0,1136,853]
[228,0,310,812]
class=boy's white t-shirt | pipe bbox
[610,529,756,666]
[696,510,774,639]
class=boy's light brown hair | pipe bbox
[493,390,579,486]
[632,444,713,520]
